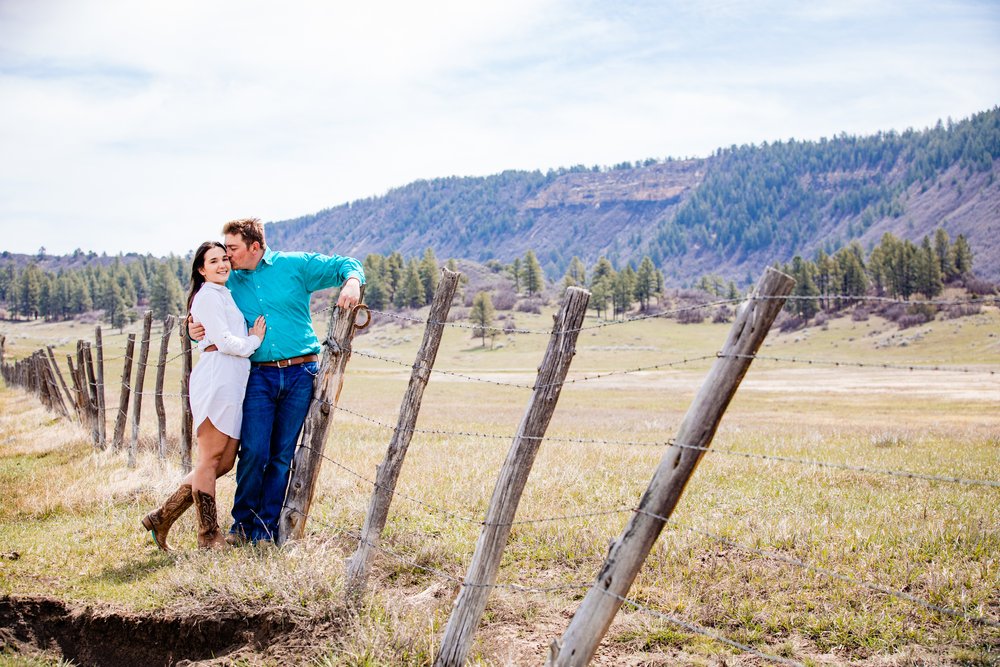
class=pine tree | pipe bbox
[951,234,973,277]
[418,247,439,303]
[589,258,616,319]
[149,263,184,319]
[916,236,943,298]
[789,256,819,319]
[634,256,657,310]
[470,291,495,347]
[509,257,522,294]
[522,250,543,296]
[933,228,955,280]
[396,260,425,309]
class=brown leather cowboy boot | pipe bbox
[141,484,193,551]
[192,489,227,549]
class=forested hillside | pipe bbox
[267,107,1000,284]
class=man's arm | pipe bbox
[337,276,362,308]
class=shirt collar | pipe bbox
[261,246,276,266]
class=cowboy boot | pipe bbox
[141,484,193,551]
[192,489,227,549]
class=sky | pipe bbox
[1,0,998,257]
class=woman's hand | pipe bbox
[250,315,266,340]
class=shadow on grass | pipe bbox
[93,550,176,585]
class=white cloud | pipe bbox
[0,0,998,255]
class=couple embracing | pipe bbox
[141,218,364,549]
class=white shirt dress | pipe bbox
[189,282,262,438]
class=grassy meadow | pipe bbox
[0,299,998,666]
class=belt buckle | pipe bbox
[276,358,290,368]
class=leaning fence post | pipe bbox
[112,334,136,452]
[155,315,175,459]
[39,350,68,417]
[65,354,80,421]
[46,346,75,411]
[94,326,107,447]
[83,342,100,447]
[129,311,153,467]
[179,321,194,473]
[546,267,794,667]
[345,269,460,601]
[434,286,591,667]
[277,288,366,545]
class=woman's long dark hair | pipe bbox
[186,241,227,312]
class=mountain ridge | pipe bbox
[270,108,998,283]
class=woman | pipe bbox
[141,241,266,549]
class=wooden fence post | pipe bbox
[68,349,88,424]
[65,355,79,420]
[179,321,194,473]
[112,334,136,452]
[546,267,794,667]
[434,286,591,667]
[345,269,460,601]
[39,350,68,417]
[277,289,366,544]
[94,326,107,447]
[155,315,175,459]
[129,311,153,467]
[46,346,75,410]
[83,342,100,446]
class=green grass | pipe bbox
[1,303,998,664]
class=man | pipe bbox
[192,218,363,544]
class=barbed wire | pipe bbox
[282,505,591,594]
[285,502,807,664]
[332,404,1000,488]
[724,352,998,376]
[654,513,1000,629]
[297,442,635,528]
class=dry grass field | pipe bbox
[1,299,998,666]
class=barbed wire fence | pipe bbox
[1,276,998,665]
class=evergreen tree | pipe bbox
[933,228,955,280]
[418,247,439,303]
[396,259,425,309]
[149,262,184,319]
[789,256,819,319]
[17,263,42,319]
[522,250,544,296]
[386,252,405,302]
[589,257,616,319]
[916,236,943,298]
[509,257,522,294]
[951,234,973,277]
[561,256,587,294]
[470,291,495,347]
[634,256,657,310]
[612,265,637,319]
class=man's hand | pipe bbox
[188,316,206,342]
[337,277,362,309]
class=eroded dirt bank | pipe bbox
[0,595,294,666]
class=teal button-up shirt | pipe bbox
[226,247,365,363]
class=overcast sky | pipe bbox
[1,0,998,257]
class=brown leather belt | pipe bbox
[252,354,318,368]
[204,344,218,352]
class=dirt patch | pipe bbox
[0,595,295,666]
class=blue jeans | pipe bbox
[232,361,317,542]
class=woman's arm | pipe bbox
[190,290,262,358]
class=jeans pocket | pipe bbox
[302,361,319,378]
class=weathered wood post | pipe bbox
[345,269,460,601]
[112,334,136,452]
[46,346,75,411]
[39,350,68,417]
[434,286,591,667]
[154,315,175,459]
[129,311,154,467]
[34,352,53,410]
[0,334,5,366]
[94,326,107,447]
[277,288,366,544]
[66,354,87,426]
[547,267,794,667]
[179,322,194,473]
[83,342,100,446]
